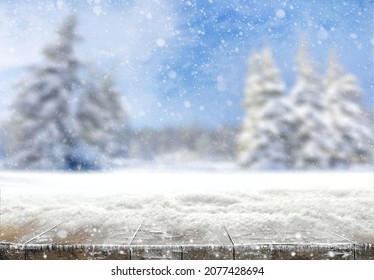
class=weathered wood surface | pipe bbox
[26,245,130,260]
[229,230,352,244]
[228,230,355,260]
[0,244,25,260]
[130,222,232,260]
[355,244,374,260]
[1,242,372,260]
[183,245,232,260]
[1,221,373,260]
[0,218,42,244]
[234,244,354,260]
[21,221,138,245]
[21,219,139,260]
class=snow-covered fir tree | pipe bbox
[289,42,332,169]
[100,73,128,158]
[237,48,290,169]
[324,51,372,166]
[5,15,88,170]
[77,72,128,159]
[236,52,262,167]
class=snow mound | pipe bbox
[0,169,373,244]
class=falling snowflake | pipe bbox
[276,9,286,18]
[184,101,191,109]
[93,5,102,15]
[156,39,166,47]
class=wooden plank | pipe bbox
[22,221,66,246]
[130,245,181,260]
[22,219,140,260]
[130,222,182,259]
[0,243,25,260]
[235,244,353,260]
[231,230,351,244]
[0,218,41,243]
[230,230,354,260]
[28,220,139,246]
[183,245,232,260]
[25,245,130,260]
[131,221,232,260]
[355,244,374,260]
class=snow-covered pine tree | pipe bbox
[77,72,128,160]
[100,73,128,158]
[289,42,332,169]
[5,15,82,170]
[237,48,290,169]
[237,52,263,167]
[324,51,373,166]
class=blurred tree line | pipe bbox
[126,125,238,161]
[0,15,372,171]
[237,43,373,170]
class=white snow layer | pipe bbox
[1,165,373,243]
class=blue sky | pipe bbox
[0,0,372,128]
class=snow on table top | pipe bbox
[0,165,373,245]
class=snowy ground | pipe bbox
[1,162,373,244]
